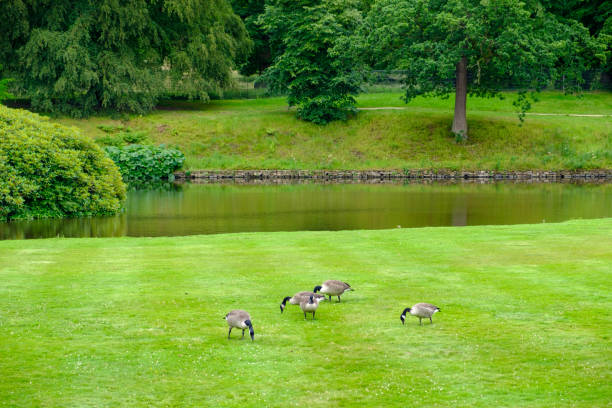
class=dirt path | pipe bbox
[358,107,612,117]
[524,113,611,117]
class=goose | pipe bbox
[400,303,440,325]
[313,280,353,302]
[224,310,254,341]
[280,291,326,313]
[300,294,324,320]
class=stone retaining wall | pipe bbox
[174,169,612,181]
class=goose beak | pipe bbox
[250,328,255,342]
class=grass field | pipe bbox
[1,219,611,407]
[55,91,612,171]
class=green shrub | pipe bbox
[121,131,149,144]
[104,144,185,182]
[97,125,128,133]
[95,125,150,147]
[0,106,126,221]
[95,130,150,147]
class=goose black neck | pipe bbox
[244,319,254,341]
[280,297,291,313]
[400,308,411,324]
[313,285,322,293]
[309,295,314,303]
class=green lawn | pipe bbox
[54,91,612,171]
[356,90,612,114]
[1,219,611,406]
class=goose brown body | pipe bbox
[400,303,440,325]
[280,291,325,313]
[225,310,255,340]
[300,295,323,320]
[313,280,353,302]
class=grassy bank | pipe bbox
[56,91,612,171]
[1,219,611,406]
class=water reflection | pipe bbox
[1,180,611,239]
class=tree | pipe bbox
[230,0,273,75]
[0,0,251,117]
[541,0,611,35]
[260,0,363,124]
[601,17,612,74]
[542,0,612,81]
[361,0,605,139]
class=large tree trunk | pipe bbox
[452,56,468,140]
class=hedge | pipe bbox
[0,106,126,220]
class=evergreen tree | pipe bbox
[0,0,251,117]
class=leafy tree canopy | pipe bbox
[230,0,272,75]
[0,0,251,117]
[261,0,364,124]
[541,0,611,35]
[361,0,606,138]
[601,17,612,72]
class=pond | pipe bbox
[2,181,611,240]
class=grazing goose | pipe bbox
[300,294,323,320]
[280,291,326,313]
[400,303,440,325]
[224,310,254,341]
[313,280,353,302]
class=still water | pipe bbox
[2,181,611,239]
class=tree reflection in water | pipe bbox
[2,180,611,240]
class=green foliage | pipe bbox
[97,125,129,134]
[0,78,12,102]
[1,0,252,117]
[541,0,611,35]
[104,144,185,182]
[95,127,150,147]
[539,141,612,170]
[600,17,612,73]
[0,64,13,102]
[261,0,364,124]
[0,106,125,221]
[230,0,272,75]
[361,0,606,117]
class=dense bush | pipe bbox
[104,145,185,182]
[0,106,126,221]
